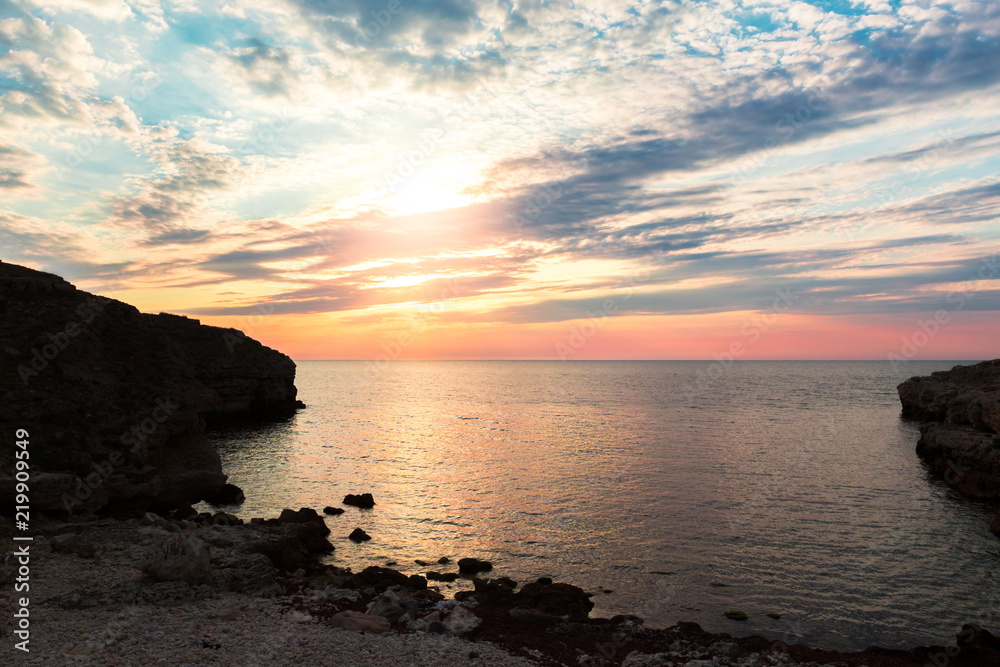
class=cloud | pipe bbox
[0,143,50,193]
[107,133,245,231]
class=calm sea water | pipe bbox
[204,361,1000,651]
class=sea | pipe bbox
[203,360,1000,651]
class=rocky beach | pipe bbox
[3,262,1000,665]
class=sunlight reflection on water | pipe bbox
[205,360,1000,651]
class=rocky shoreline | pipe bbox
[3,505,1000,666]
[897,359,1000,535]
[4,263,999,664]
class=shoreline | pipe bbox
[4,511,998,666]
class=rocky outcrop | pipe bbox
[898,360,1000,499]
[0,260,302,516]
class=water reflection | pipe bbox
[202,361,1000,651]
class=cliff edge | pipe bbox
[897,360,1000,536]
[0,260,301,515]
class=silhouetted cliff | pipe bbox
[0,260,301,515]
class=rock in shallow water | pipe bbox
[343,493,376,508]
[207,483,245,505]
[457,557,492,574]
[349,528,371,542]
[514,581,593,622]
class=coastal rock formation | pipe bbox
[898,360,1000,498]
[0,260,302,516]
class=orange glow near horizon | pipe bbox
[191,310,997,362]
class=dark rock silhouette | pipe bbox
[513,581,593,622]
[0,260,301,516]
[898,360,1000,498]
[208,483,246,505]
[458,557,493,574]
[343,493,376,508]
[349,527,371,542]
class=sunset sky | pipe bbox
[2,0,999,360]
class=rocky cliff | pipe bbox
[898,360,1000,535]
[0,260,302,515]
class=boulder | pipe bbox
[207,483,245,505]
[323,506,345,515]
[343,493,376,509]
[349,528,371,542]
[329,610,390,634]
[49,534,97,558]
[443,605,481,635]
[508,607,563,627]
[426,571,459,582]
[236,512,333,570]
[367,590,408,622]
[991,511,1000,537]
[139,534,212,584]
[349,566,409,591]
[455,577,516,603]
[457,557,492,574]
[513,582,594,622]
[279,507,322,523]
[173,503,197,520]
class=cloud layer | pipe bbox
[2,0,999,358]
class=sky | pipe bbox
[1,0,999,360]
